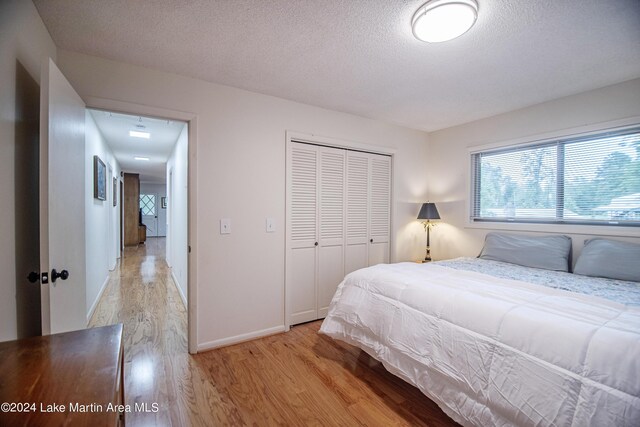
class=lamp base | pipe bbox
[424,245,432,263]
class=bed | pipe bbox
[319,257,640,426]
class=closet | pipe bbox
[286,141,391,326]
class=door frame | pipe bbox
[120,179,124,252]
[107,164,117,270]
[166,169,173,267]
[284,131,396,331]
[85,97,198,354]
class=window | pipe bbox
[471,126,640,226]
[139,194,156,216]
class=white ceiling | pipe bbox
[37,0,640,132]
[89,109,185,183]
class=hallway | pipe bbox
[89,237,188,425]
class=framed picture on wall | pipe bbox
[93,155,106,200]
[113,177,117,206]
[161,197,167,209]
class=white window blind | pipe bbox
[471,126,640,226]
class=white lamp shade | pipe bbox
[412,0,478,43]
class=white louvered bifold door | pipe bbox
[344,151,370,275]
[368,154,391,265]
[317,147,345,318]
[287,141,391,327]
[289,143,319,325]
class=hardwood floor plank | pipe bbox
[90,238,458,426]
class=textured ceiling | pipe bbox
[37,0,640,132]
[89,109,185,183]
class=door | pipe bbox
[108,166,116,270]
[40,58,86,335]
[344,151,391,270]
[167,171,172,266]
[344,151,369,275]
[140,193,158,237]
[120,180,124,251]
[368,155,391,265]
[288,143,318,325]
[317,146,345,318]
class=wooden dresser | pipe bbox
[0,324,125,426]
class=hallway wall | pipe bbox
[85,110,120,321]
[166,124,188,307]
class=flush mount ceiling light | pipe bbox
[412,0,478,43]
[134,156,150,161]
[129,130,150,139]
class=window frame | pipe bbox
[468,121,640,229]
[139,193,157,216]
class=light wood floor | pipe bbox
[90,239,458,426]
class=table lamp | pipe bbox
[417,202,440,262]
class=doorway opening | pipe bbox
[85,108,189,351]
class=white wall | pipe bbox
[85,111,120,321]
[166,125,188,307]
[56,50,429,349]
[427,78,640,264]
[0,0,57,341]
[140,182,167,237]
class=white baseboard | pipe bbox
[197,325,286,352]
[171,270,188,310]
[87,275,110,323]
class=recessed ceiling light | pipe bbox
[412,0,478,43]
[129,130,150,139]
[134,156,150,161]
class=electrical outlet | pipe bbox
[220,218,231,234]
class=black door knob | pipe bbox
[27,272,39,283]
[370,238,374,243]
[51,269,69,283]
[314,242,318,246]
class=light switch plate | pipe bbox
[266,218,275,233]
[220,218,231,234]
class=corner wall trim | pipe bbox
[87,275,110,323]
[197,325,286,352]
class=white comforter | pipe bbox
[319,262,640,427]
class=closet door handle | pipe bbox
[370,238,373,243]
[314,242,318,246]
